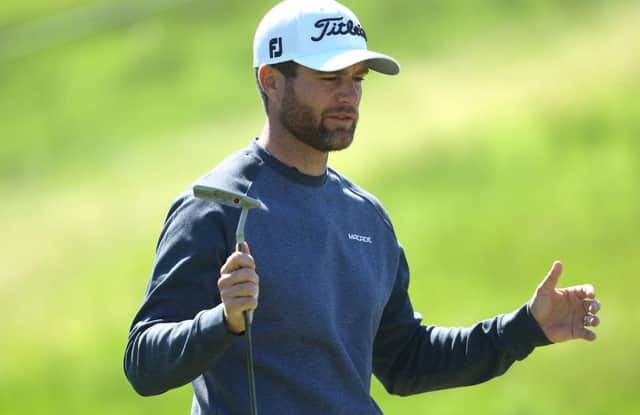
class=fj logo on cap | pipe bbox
[311,17,367,42]
[269,37,283,59]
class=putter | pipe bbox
[193,184,266,415]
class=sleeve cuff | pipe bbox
[499,303,552,360]
[197,304,242,350]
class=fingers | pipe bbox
[218,250,259,334]
[223,293,259,312]
[581,298,601,342]
[584,299,601,314]
[583,314,600,328]
[221,280,260,299]
[537,260,563,292]
[583,298,601,328]
[577,284,596,300]
[577,327,597,342]
[218,265,260,308]
[236,241,252,255]
[221,250,255,273]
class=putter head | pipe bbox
[193,184,266,211]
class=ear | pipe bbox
[259,64,286,106]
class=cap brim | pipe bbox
[294,49,400,75]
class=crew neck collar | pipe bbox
[250,139,327,187]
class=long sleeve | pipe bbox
[124,193,239,396]
[372,248,551,396]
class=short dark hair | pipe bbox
[255,61,298,113]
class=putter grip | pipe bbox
[236,242,258,415]
[235,242,254,322]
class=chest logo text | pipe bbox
[348,233,373,244]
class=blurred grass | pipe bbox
[0,0,92,26]
[0,0,638,414]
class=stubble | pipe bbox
[279,81,358,152]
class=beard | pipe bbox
[279,81,358,152]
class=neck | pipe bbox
[257,120,328,177]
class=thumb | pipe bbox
[235,241,251,255]
[538,260,563,292]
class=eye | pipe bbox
[320,76,338,82]
[354,76,366,83]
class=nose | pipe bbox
[336,79,361,106]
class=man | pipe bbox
[124,1,601,414]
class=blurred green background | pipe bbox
[1,0,638,413]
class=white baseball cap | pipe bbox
[253,0,400,75]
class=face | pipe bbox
[278,63,368,152]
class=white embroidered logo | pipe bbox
[348,233,373,244]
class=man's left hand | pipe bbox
[529,261,601,343]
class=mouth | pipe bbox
[328,113,355,121]
[325,110,358,123]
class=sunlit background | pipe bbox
[1,1,638,413]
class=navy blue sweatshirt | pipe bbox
[124,140,550,414]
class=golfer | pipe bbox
[124,1,601,414]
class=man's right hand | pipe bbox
[218,243,259,334]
